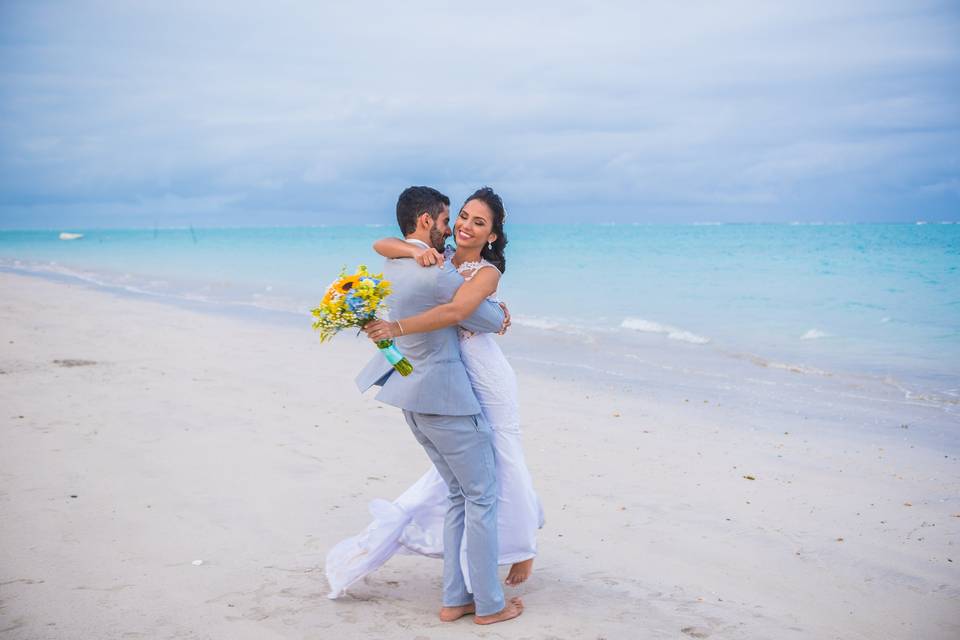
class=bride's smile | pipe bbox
[453,199,498,256]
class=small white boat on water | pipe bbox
[59,232,84,240]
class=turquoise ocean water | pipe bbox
[2,223,958,410]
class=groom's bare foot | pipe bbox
[439,603,475,622]
[474,597,524,625]
[505,558,534,586]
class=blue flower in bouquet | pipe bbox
[345,290,369,314]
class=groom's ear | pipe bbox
[416,211,433,229]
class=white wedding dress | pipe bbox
[325,253,545,598]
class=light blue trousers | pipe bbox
[403,410,504,616]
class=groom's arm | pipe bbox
[435,266,505,334]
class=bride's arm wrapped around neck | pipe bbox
[373,237,445,267]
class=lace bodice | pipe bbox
[444,246,499,286]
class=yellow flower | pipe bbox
[337,275,361,293]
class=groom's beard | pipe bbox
[429,227,447,253]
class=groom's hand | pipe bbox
[498,302,511,334]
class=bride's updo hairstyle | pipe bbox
[465,186,508,274]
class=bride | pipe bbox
[325,187,544,598]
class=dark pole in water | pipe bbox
[190,226,197,244]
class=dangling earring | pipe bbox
[487,241,493,250]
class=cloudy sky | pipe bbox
[1,1,958,227]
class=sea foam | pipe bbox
[620,317,710,344]
[512,315,561,330]
[511,315,600,341]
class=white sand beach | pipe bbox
[1,271,958,639]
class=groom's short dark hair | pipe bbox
[396,186,450,236]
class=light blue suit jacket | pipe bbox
[355,247,505,415]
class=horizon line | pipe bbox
[2,220,959,232]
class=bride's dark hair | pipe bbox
[465,186,508,274]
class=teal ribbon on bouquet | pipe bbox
[376,339,413,376]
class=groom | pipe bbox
[355,186,523,625]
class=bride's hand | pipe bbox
[413,247,444,267]
[498,302,511,335]
[364,319,400,341]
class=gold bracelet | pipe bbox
[397,320,404,336]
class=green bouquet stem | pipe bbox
[375,338,414,376]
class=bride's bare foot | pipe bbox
[505,558,534,586]
[474,597,524,625]
[439,603,475,622]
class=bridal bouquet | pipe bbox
[311,265,414,376]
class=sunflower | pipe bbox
[336,275,361,293]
